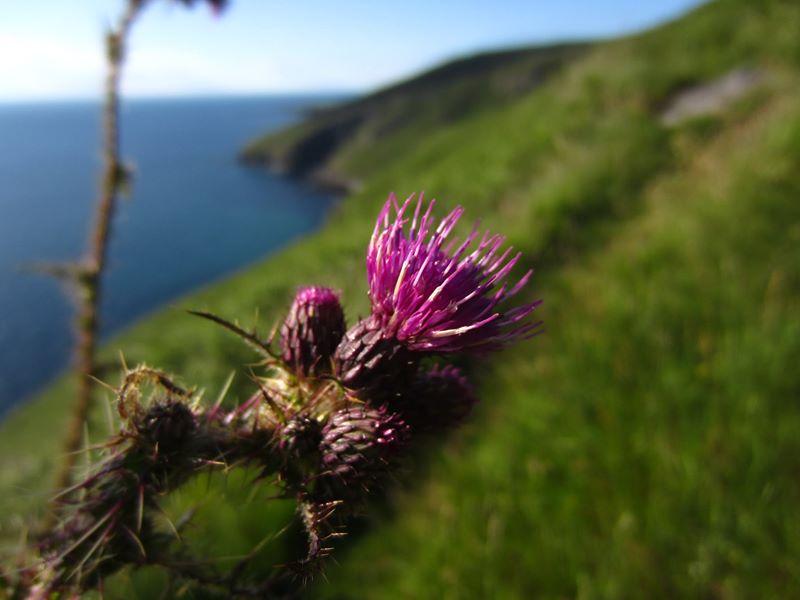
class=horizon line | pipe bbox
[0,89,361,105]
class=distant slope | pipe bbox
[3,0,800,597]
[239,43,588,191]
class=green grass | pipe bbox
[3,0,800,597]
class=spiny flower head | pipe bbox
[392,364,478,432]
[320,405,410,484]
[137,400,197,454]
[281,286,346,376]
[333,315,416,401]
[367,193,542,352]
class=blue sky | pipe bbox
[0,0,705,101]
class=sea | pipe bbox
[0,95,346,417]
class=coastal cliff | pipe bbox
[239,43,588,192]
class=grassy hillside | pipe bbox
[3,0,800,597]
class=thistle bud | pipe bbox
[392,365,477,433]
[137,400,196,454]
[280,415,322,460]
[333,317,418,402]
[319,405,410,487]
[281,286,346,376]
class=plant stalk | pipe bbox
[53,0,147,501]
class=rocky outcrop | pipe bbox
[660,67,764,126]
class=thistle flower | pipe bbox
[367,193,542,352]
[391,364,477,432]
[281,286,346,376]
[319,405,410,487]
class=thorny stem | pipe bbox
[53,0,148,503]
[25,368,294,597]
[156,559,294,599]
[19,353,402,597]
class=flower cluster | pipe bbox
[278,191,541,493]
[270,193,541,561]
[19,193,541,597]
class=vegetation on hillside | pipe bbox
[2,0,800,597]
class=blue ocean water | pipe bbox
[0,95,343,416]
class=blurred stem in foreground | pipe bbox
[53,0,147,504]
[52,0,225,511]
[56,0,146,506]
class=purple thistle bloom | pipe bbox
[367,192,542,352]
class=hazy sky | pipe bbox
[0,0,705,101]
